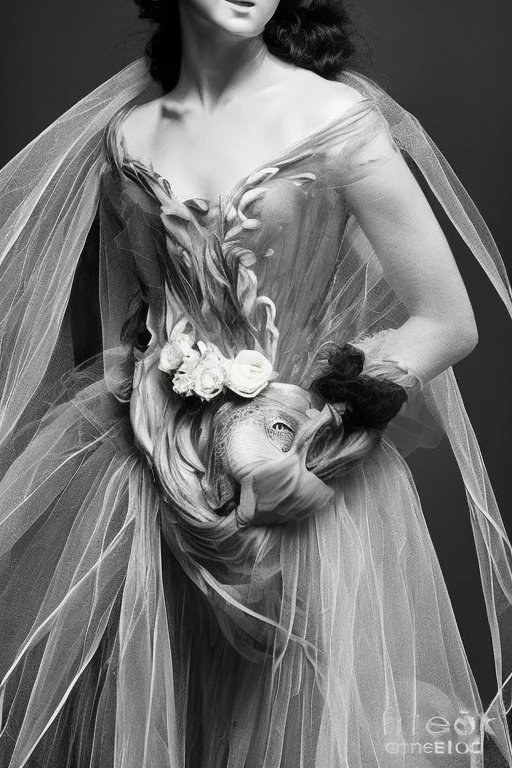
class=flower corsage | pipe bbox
[157,320,275,402]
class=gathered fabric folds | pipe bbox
[0,372,500,768]
[0,57,511,768]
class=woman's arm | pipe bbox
[342,148,479,385]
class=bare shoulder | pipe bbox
[287,68,368,129]
[118,96,164,157]
[317,78,368,116]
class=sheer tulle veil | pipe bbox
[0,53,511,766]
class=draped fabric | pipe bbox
[0,57,511,768]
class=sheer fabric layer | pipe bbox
[0,58,510,768]
[0,372,487,768]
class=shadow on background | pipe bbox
[0,0,510,712]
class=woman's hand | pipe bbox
[235,405,335,527]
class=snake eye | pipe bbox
[268,419,295,452]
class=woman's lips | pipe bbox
[225,0,255,7]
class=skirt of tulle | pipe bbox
[0,375,503,768]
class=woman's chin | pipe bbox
[186,0,274,40]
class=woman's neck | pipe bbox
[174,6,282,109]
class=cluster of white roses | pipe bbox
[158,319,275,402]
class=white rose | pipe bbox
[179,343,201,373]
[158,333,197,373]
[172,369,195,397]
[192,350,227,401]
[158,341,183,373]
[224,350,273,398]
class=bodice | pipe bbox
[100,100,400,385]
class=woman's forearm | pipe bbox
[355,313,478,387]
[390,314,478,384]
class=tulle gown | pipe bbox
[0,61,511,768]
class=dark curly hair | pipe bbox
[133,0,358,92]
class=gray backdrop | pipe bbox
[0,0,510,705]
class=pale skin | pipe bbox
[121,0,479,385]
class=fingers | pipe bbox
[294,403,334,458]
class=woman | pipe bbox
[0,1,511,766]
